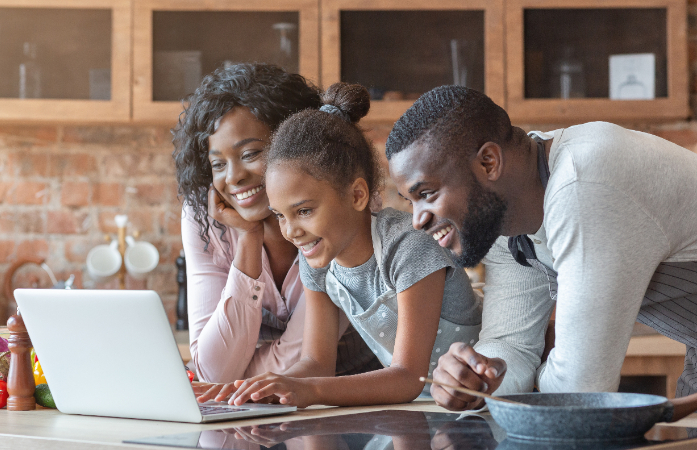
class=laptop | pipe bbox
[13,289,297,423]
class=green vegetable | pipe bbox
[34,384,56,409]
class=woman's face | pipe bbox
[267,165,367,269]
[208,107,272,222]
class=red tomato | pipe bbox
[186,370,194,383]
[0,380,8,409]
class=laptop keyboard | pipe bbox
[199,405,250,415]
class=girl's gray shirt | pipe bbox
[299,207,481,326]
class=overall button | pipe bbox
[533,239,542,244]
[252,295,258,300]
[254,285,261,291]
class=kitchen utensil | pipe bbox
[85,240,121,281]
[3,257,75,304]
[123,236,159,280]
[419,377,529,406]
[486,391,697,442]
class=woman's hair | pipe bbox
[172,63,321,250]
[267,82,383,204]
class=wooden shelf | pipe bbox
[321,0,505,124]
[505,0,689,124]
[622,334,686,399]
[132,0,320,123]
[0,0,131,123]
[0,0,688,125]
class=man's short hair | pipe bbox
[385,86,513,161]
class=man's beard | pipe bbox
[453,178,507,268]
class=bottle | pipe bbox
[19,42,41,99]
[450,39,473,87]
[176,250,188,331]
[271,23,298,73]
[552,46,584,100]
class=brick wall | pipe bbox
[3,4,697,325]
[0,125,183,324]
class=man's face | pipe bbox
[389,141,507,267]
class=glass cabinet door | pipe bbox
[0,0,131,122]
[506,0,688,123]
[322,0,504,123]
[133,0,319,122]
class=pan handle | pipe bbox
[667,392,697,422]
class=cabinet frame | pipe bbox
[0,0,131,123]
[133,0,320,123]
[321,0,505,123]
[505,0,689,123]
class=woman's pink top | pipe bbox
[181,206,357,383]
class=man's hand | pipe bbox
[208,185,263,235]
[430,343,506,411]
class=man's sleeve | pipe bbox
[476,237,556,395]
[538,181,668,392]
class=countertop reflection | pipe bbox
[126,410,697,450]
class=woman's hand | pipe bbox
[230,372,316,408]
[208,185,263,236]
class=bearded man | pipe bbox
[386,86,697,410]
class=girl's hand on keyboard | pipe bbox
[229,372,313,408]
[193,381,237,403]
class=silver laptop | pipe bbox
[13,289,297,423]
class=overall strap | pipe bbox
[508,135,549,267]
[370,215,382,266]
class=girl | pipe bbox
[196,83,481,406]
[173,64,378,383]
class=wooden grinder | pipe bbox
[7,313,36,410]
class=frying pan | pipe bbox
[486,391,697,442]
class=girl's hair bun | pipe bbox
[320,82,370,124]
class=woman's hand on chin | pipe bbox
[208,185,264,235]
[229,372,316,408]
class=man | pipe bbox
[386,86,697,410]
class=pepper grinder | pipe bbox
[7,312,36,410]
[175,250,188,330]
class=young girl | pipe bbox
[173,64,379,384]
[196,83,481,407]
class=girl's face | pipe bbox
[208,107,272,222]
[267,165,370,269]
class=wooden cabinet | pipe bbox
[505,0,689,123]
[132,0,320,122]
[0,0,131,122]
[0,0,689,124]
[321,0,505,123]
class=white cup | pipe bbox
[86,240,122,281]
[124,238,159,279]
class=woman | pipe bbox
[173,64,378,383]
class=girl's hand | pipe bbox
[230,372,315,408]
[193,381,238,403]
[208,185,263,235]
[231,423,297,447]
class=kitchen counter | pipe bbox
[0,400,443,450]
[0,401,697,450]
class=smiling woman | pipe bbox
[172,64,379,385]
